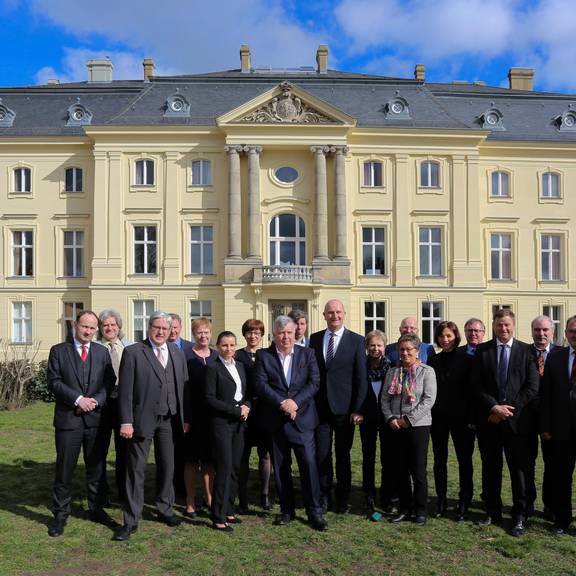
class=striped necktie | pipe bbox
[326,332,335,364]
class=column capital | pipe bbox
[332,145,349,156]
[225,145,244,154]
[243,145,263,154]
[310,145,331,155]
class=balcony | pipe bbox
[259,265,313,283]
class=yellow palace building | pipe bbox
[0,46,574,354]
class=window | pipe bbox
[63,231,84,277]
[541,234,562,281]
[133,300,154,342]
[542,172,560,198]
[269,214,306,266]
[420,161,439,188]
[134,226,157,274]
[190,300,212,329]
[421,301,442,345]
[363,161,383,187]
[12,231,33,277]
[491,304,512,318]
[490,233,512,280]
[543,305,563,345]
[364,301,385,334]
[419,227,442,276]
[274,166,299,184]
[13,167,31,193]
[190,225,213,274]
[135,159,154,186]
[192,160,212,186]
[63,302,84,341]
[491,171,509,197]
[65,167,83,193]
[362,227,385,275]
[12,302,32,343]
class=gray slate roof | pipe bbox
[1,69,576,142]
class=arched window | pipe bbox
[269,214,306,266]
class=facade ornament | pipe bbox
[0,98,16,127]
[240,82,337,124]
[66,98,93,127]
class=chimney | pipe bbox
[143,58,156,81]
[508,67,534,91]
[414,63,425,81]
[316,45,328,74]
[240,45,251,73]
[87,58,113,83]
[47,78,59,85]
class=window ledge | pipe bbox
[128,273,159,278]
[6,275,35,280]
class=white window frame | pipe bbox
[541,234,562,281]
[364,301,386,334]
[133,225,157,275]
[134,159,155,186]
[190,225,214,274]
[418,226,442,276]
[12,301,32,344]
[490,233,513,281]
[12,230,34,277]
[543,305,563,345]
[362,161,383,188]
[541,171,560,199]
[269,214,306,266]
[420,160,440,188]
[133,299,154,342]
[13,167,31,193]
[191,159,212,186]
[362,226,386,275]
[63,230,84,277]
[65,167,83,193]
[63,301,84,340]
[491,171,510,198]
[190,300,212,328]
[421,301,442,345]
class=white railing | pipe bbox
[261,265,313,282]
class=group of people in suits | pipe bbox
[46,302,576,540]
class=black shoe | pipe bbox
[48,518,66,537]
[389,513,411,524]
[552,524,568,535]
[274,512,295,526]
[112,524,137,541]
[414,515,427,526]
[543,506,555,522]
[260,494,273,511]
[510,519,526,537]
[309,515,328,532]
[336,503,350,515]
[89,509,118,528]
[226,516,242,524]
[211,522,233,533]
[158,514,182,527]
[434,498,447,518]
[183,510,197,519]
[365,496,376,512]
[320,494,332,514]
[477,514,502,526]
[456,503,469,522]
[237,504,249,515]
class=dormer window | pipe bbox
[0,99,15,127]
[385,95,410,120]
[480,106,505,130]
[555,107,576,131]
[164,91,190,118]
[66,99,92,126]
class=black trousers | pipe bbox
[477,421,531,519]
[123,414,177,526]
[272,425,322,517]
[100,398,127,501]
[238,420,272,506]
[359,415,394,505]
[430,417,476,506]
[389,425,430,517]
[525,432,553,513]
[315,414,355,505]
[549,436,576,528]
[52,421,108,519]
[211,420,244,524]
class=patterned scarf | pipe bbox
[387,364,419,403]
[367,355,391,383]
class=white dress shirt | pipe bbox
[219,356,243,402]
[275,346,294,386]
[322,326,345,361]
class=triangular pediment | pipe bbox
[217,82,356,127]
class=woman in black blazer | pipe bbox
[205,331,251,532]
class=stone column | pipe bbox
[311,146,329,260]
[333,146,349,259]
[163,151,181,283]
[91,149,109,284]
[225,145,243,259]
[393,154,412,286]
[245,145,262,260]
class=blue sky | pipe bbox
[1,0,575,92]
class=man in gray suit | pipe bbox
[113,311,189,541]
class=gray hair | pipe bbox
[531,315,554,331]
[288,309,308,323]
[464,318,485,332]
[365,329,387,348]
[169,312,182,325]
[148,311,173,329]
[273,315,296,333]
[97,308,125,340]
[398,333,421,350]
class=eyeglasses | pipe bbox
[466,329,485,333]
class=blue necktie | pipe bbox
[498,344,508,403]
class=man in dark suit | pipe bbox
[540,315,576,534]
[472,309,539,537]
[310,299,367,513]
[254,315,327,531]
[526,315,556,518]
[168,313,194,360]
[47,310,116,537]
[385,316,435,366]
[113,311,189,541]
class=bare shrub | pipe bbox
[0,339,41,410]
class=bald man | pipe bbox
[310,299,367,514]
[385,317,436,367]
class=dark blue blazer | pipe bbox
[385,342,436,367]
[178,338,195,361]
[253,344,320,433]
[310,328,367,418]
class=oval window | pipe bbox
[275,166,299,183]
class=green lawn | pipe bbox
[1,403,576,576]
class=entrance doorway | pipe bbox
[268,300,308,343]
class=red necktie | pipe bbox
[81,344,88,362]
[537,350,545,377]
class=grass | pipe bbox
[1,402,576,576]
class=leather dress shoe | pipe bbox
[211,522,233,533]
[414,515,427,526]
[309,515,328,532]
[112,524,138,541]
[434,498,447,518]
[158,514,182,527]
[389,512,411,524]
[365,496,376,512]
[510,519,526,537]
[182,510,197,520]
[89,509,118,528]
[260,494,273,511]
[320,495,332,514]
[226,516,242,524]
[274,512,295,526]
[477,514,502,526]
[48,518,66,537]
[456,505,469,522]
[336,503,350,515]
[552,524,568,535]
